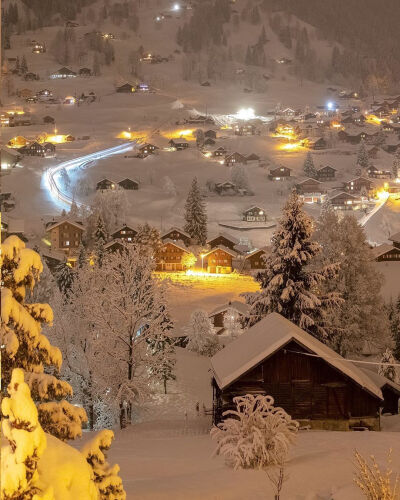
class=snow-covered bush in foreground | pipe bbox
[185,309,221,357]
[210,394,298,470]
[354,449,399,500]
[82,430,126,500]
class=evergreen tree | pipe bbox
[1,236,87,441]
[245,191,341,341]
[223,307,243,338]
[303,151,317,178]
[393,149,400,179]
[185,310,220,356]
[356,140,369,170]
[378,348,399,383]
[15,55,20,72]
[184,177,207,245]
[55,260,75,298]
[258,25,267,45]
[20,54,28,73]
[92,214,108,265]
[231,164,252,193]
[250,5,261,24]
[134,222,162,255]
[78,242,87,269]
[391,296,400,361]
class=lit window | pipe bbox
[65,241,70,246]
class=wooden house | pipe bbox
[111,224,138,242]
[296,178,325,195]
[243,248,269,271]
[137,143,159,157]
[96,179,116,191]
[242,206,267,222]
[24,72,39,81]
[104,240,125,254]
[207,233,239,251]
[118,178,139,190]
[79,67,92,77]
[161,227,191,247]
[234,124,256,136]
[212,146,227,158]
[367,166,391,179]
[43,115,55,124]
[211,313,385,430]
[389,232,400,250]
[370,244,400,262]
[18,141,55,157]
[344,177,373,195]
[368,146,379,159]
[305,137,327,150]
[50,67,77,79]
[204,137,216,146]
[359,368,400,415]
[215,181,237,195]
[246,153,260,163]
[203,246,237,274]
[156,240,191,271]
[224,152,247,166]
[268,166,291,181]
[205,130,217,139]
[46,219,84,256]
[116,83,135,93]
[169,139,190,150]
[329,192,363,210]
[316,165,336,181]
[209,301,249,333]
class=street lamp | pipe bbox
[200,253,204,272]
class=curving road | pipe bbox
[43,142,134,209]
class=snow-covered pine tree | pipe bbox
[315,211,390,354]
[393,149,400,179]
[303,151,317,178]
[231,164,252,193]
[77,242,87,268]
[184,177,207,245]
[134,222,162,255]
[20,54,28,73]
[28,258,57,304]
[378,348,399,383]
[1,368,48,499]
[356,140,369,170]
[55,260,75,298]
[69,199,79,218]
[82,430,126,500]
[223,307,244,338]
[245,191,341,341]
[92,213,108,265]
[394,296,400,361]
[184,309,221,356]
[0,236,87,441]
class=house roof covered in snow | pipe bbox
[161,239,190,253]
[161,226,191,239]
[370,243,396,260]
[207,232,239,245]
[389,232,400,244]
[203,245,238,258]
[358,366,400,395]
[210,312,383,400]
[209,300,250,318]
[46,219,84,231]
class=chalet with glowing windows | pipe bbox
[370,243,400,262]
[367,166,392,179]
[137,143,159,158]
[209,301,249,334]
[118,178,139,190]
[46,219,84,257]
[344,177,373,195]
[116,83,135,93]
[96,178,116,191]
[212,146,227,158]
[243,247,269,271]
[203,246,237,274]
[111,224,138,242]
[169,139,189,150]
[156,240,191,271]
[329,192,364,210]
[50,67,77,79]
[316,165,336,181]
[161,227,192,247]
[268,165,291,181]
[18,141,55,157]
[207,233,239,252]
[242,206,267,222]
[224,152,247,166]
[211,313,391,429]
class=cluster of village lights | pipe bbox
[236,108,255,121]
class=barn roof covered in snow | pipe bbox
[209,300,250,318]
[210,312,383,400]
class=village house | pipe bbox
[344,176,373,195]
[234,123,257,136]
[243,247,269,271]
[79,67,92,77]
[316,165,336,181]
[43,115,55,124]
[118,178,139,190]
[32,42,46,53]
[224,152,247,166]
[203,246,237,274]
[116,83,135,93]
[246,153,260,163]
[204,137,216,146]
[111,224,138,242]
[96,179,116,191]
[211,313,391,429]
[215,181,237,195]
[242,206,267,222]
[161,227,192,247]
[368,146,380,159]
[208,301,250,334]
[137,143,159,158]
[50,67,77,79]
[169,139,190,150]
[303,137,327,150]
[17,88,34,99]
[24,72,39,81]
[367,166,392,179]
[329,192,364,210]
[204,130,217,139]
[212,146,227,157]
[18,141,55,157]
[389,232,400,250]
[207,233,239,251]
[156,240,191,271]
[296,178,325,195]
[359,367,400,415]
[46,219,84,257]
[268,166,292,181]
[104,240,126,254]
[370,243,400,262]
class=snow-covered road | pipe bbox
[43,142,135,210]
[359,194,389,228]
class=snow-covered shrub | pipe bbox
[378,348,399,383]
[184,309,221,357]
[82,430,126,500]
[210,394,298,470]
[223,307,244,338]
[354,449,399,500]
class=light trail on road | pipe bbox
[43,142,134,209]
[359,194,389,227]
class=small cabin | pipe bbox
[389,232,400,250]
[296,178,325,195]
[268,166,291,181]
[79,67,92,77]
[215,181,237,195]
[203,246,237,274]
[244,248,269,270]
[43,115,55,124]
[111,225,138,242]
[211,313,385,430]
[213,147,227,157]
[330,192,363,210]
[242,206,267,222]
[316,165,336,181]
[204,137,216,146]
[246,153,260,163]
[116,83,135,93]
[46,219,84,255]
[209,301,249,332]
[224,152,247,166]
[50,67,77,79]
[169,139,189,150]
[207,233,239,251]
[344,177,373,195]
[156,240,191,271]
[118,178,139,190]
[138,143,158,157]
[104,240,125,253]
[161,227,191,247]
[370,244,400,262]
[367,166,391,179]
[205,130,217,139]
[96,179,116,191]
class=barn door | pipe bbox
[292,380,312,419]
